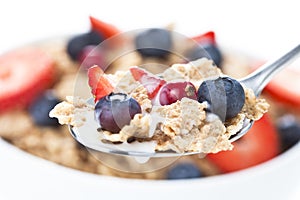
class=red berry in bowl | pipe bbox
[159,81,197,105]
[0,48,55,113]
[95,93,141,133]
[192,31,216,45]
[89,16,120,39]
[130,67,166,99]
[207,114,279,173]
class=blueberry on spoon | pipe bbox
[197,77,245,121]
[95,93,141,133]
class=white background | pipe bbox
[1,0,300,58]
[1,0,300,199]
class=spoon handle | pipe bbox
[239,44,300,96]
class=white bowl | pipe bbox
[1,136,300,200]
[2,2,300,199]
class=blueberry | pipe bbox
[29,90,60,127]
[187,44,223,67]
[166,163,202,180]
[135,28,172,59]
[67,31,104,61]
[197,77,245,121]
[95,93,141,133]
[277,115,300,152]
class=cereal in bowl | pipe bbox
[2,16,293,179]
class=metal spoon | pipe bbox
[69,44,300,158]
[232,44,300,142]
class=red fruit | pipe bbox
[159,81,197,105]
[129,66,147,80]
[89,16,120,39]
[207,114,280,173]
[0,48,55,113]
[191,31,216,45]
[129,67,166,99]
[87,65,103,93]
[87,65,114,102]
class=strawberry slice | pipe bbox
[191,31,216,45]
[207,114,280,173]
[0,48,55,113]
[130,67,166,99]
[89,16,120,39]
[87,65,114,102]
[87,65,104,94]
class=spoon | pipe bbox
[232,44,300,142]
[69,44,300,158]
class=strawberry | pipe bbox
[129,67,166,99]
[191,31,216,45]
[87,65,114,102]
[89,16,120,39]
[0,48,55,113]
[87,65,104,94]
[207,114,280,173]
